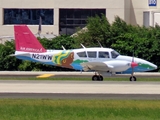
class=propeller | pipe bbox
[130,51,138,80]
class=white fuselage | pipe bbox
[15,47,157,73]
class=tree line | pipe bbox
[0,15,160,71]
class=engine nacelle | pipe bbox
[104,60,131,72]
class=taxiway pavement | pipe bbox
[0,80,160,99]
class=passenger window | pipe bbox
[77,52,87,57]
[99,52,109,58]
[87,51,97,58]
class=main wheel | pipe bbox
[99,75,103,81]
[130,76,136,81]
[92,75,99,81]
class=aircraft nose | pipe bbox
[152,63,157,70]
[140,59,157,70]
[146,61,157,70]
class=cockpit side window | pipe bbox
[77,51,87,58]
[87,51,97,58]
[99,52,110,58]
[111,50,119,58]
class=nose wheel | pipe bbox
[130,76,136,81]
[92,75,103,81]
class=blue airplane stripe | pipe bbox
[71,63,83,70]
[117,66,154,74]
[16,56,55,65]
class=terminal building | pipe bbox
[0,0,159,37]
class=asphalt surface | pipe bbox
[1,71,160,99]
[0,80,160,99]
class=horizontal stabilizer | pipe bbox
[9,53,30,57]
[9,54,16,57]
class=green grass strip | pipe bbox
[0,99,160,120]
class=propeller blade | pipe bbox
[132,67,134,76]
[131,49,137,79]
[131,50,138,68]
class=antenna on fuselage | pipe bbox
[62,45,66,50]
[97,40,103,48]
[80,43,88,57]
[80,44,86,49]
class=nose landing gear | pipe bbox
[130,76,136,81]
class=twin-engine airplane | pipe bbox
[11,25,157,81]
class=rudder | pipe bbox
[14,25,46,53]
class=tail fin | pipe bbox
[14,25,46,53]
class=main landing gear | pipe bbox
[92,72,103,81]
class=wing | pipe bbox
[81,60,131,72]
[81,62,113,71]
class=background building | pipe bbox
[0,0,159,37]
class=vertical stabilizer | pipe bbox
[14,25,46,53]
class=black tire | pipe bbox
[130,76,136,81]
[92,75,99,81]
[99,75,103,81]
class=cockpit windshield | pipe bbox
[111,50,119,58]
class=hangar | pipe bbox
[0,0,159,37]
